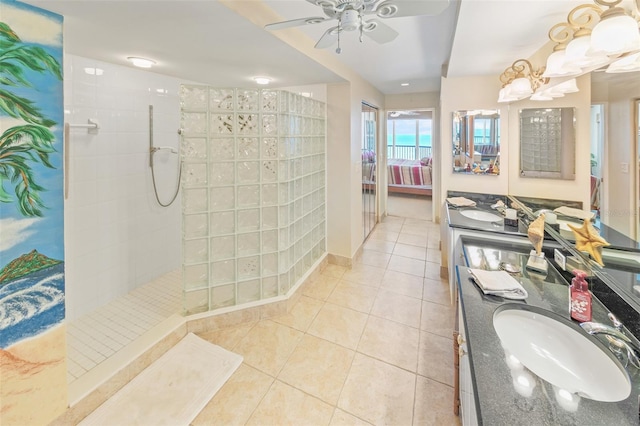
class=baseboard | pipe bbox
[440,265,449,280]
[327,252,352,268]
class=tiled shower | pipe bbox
[64,55,185,385]
[180,86,327,314]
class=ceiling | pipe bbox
[23,0,606,95]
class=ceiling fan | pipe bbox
[265,0,450,53]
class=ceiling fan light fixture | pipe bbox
[340,9,360,31]
[376,2,398,18]
[265,0,448,50]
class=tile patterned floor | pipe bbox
[66,269,182,384]
[387,193,433,221]
[193,215,460,426]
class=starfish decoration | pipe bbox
[567,218,610,266]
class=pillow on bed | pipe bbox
[362,150,376,163]
[420,157,432,166]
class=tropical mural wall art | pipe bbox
[0,1,67,424]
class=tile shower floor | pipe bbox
[192,215,460,425]
[66,269,182,384]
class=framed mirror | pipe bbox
[452,109,500,175]
[519,107,576,180]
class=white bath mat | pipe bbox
[79,332,243,426]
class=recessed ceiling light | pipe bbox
[254,77,271,85]
[400,83,410,87]
[127,57,156,68]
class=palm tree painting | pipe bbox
[0,2,67,424]
[0,21,62,217]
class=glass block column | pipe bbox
[180,86,326,315]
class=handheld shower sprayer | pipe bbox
[151,146,178,155]
[149,104,182,207]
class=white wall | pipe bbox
[439,75,510,214]
[439,74,591,214]
[326,79,385,260]
[326,83,353,259]
[64,55,183,320]
[438,74,592,272]
[506,75,591,207]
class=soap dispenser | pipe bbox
[570,269,592,322]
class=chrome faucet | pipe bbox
[580,313,640,369]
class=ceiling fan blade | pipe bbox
[374,0,450,19]
[315,26,339,49]
[265,17,329,31]
[362,19,399,44]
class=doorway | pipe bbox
[385,109,434,221]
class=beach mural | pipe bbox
[0,1,67,425]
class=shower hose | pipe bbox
[151,156,182,207]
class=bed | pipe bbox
[362,153,432,196]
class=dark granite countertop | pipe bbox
[456,236,640,426]
[446,191,548,239]
[510,194,639,251]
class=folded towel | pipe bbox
[447,197,476,207]
[468,268,528,300]
[553,206,595,221]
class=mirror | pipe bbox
[452,109,500,175]
[636,98,640,241]
[519,107,576,180]
[362,102,377,239]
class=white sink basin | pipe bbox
[460,209,502,222]
[493,304,631,402]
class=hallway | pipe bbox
[192,214,458,425]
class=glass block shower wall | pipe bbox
[180,86,326,315]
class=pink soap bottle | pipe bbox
[570,269,592,322]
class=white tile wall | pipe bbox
[64,55,186,320]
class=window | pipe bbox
[387,110,432,160]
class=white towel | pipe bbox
[447,197,476,207]
[553,206,595,221]
[468,268,528,300]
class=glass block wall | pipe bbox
[180,86,326,315]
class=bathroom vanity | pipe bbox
[446,191,640,425]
